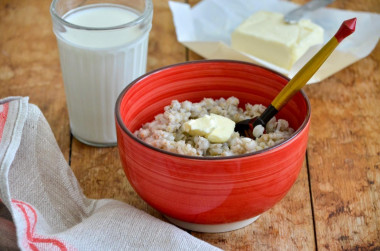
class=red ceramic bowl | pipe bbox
[115,60,310,232]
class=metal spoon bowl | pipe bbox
[284,0,335,24]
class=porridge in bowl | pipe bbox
[134,96,294,157]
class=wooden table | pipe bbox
[1,0,379,250]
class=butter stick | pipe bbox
[231,11,324,70]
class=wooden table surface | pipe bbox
[1,0,379,250]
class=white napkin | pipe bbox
[0,97,220,251]
[169,0,380,83]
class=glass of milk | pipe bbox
[50,0,153,147]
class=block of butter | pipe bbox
[183,113,235,143]
[231,11,324,70]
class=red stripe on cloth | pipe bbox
[29,243,39,251]
[0,103,9,142]
[12,200,69,251]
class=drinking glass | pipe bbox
[50,0,153,146]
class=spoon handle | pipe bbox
[255,18,356,127]
[272,18,356,110]
[284,0,335,24]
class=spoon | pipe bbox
[284,0,335,24]
[234,18,357,139]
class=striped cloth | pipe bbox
[0,97,219,251]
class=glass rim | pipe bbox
[50,0,153,31]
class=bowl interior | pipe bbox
[118,60,309,140]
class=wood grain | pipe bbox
[304,1,380,250]
[305,42,380,251]
[0,0,70,159]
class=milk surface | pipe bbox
[56,4,150,145]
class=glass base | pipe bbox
[72,132,117,147]
[164,215,260,233]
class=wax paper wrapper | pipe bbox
[169,0,380,83]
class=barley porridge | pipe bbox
[134,97,294,157]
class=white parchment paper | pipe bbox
[169,0,380,83]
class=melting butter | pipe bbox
[183,113,235,143]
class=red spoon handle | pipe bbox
[335,18,357,42]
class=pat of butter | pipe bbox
[183,114,217,137]
[183,114,235,143]
[231,11,324,70]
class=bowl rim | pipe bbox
[115,59,311,160]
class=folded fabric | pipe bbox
[0,97,220,251]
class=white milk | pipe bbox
[55,4,151,146]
